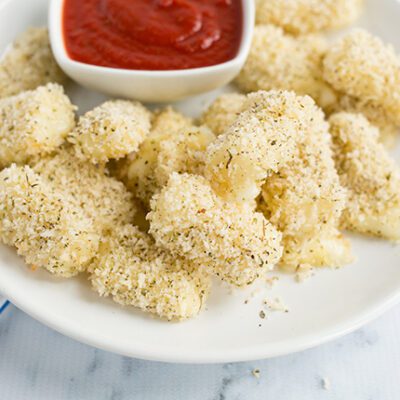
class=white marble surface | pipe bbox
[0,302,399,399]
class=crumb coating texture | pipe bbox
[260,104,351,270]
[235,25,337,109]
[255,0,363,34]
[0,165,99,277]
[200,93,247,136]
[323,30,400,126]
[32,148,136,231]
[0,27,67,98]
[118,107,215,206]
[0,83,76,168]
[329,112,400,241]
[204,90,320,203]
[148,173,283,287]
[68,100,151,163]
[90,224,210,320]
[329,95,398,148]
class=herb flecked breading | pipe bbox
[0,27,67,98]
[255,0,363,35]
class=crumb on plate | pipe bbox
[252,368,261,378]
[321,377,331,390]
[263,296,289,313]
[266,276,279,287]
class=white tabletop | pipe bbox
[0,301,399,399]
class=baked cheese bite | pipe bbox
[0,165,99,277]
[148,173,283,287]
[90,224,210,321]
[329,112,400,241]
[32,148,136,231]
[68,100,151,163]
[0,27,67,98]
[204,90,318,203]
[329,95,398,148]
[117,107,215,207]
[0,83,76,168]
[235,25,337,109]
[323,29,400,126]
[255,0,363,35]
[200,93,247,136]
[260,102,351,270]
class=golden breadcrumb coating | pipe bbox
[235,25,337,109]
[151,106,194,135]
[155,126,215,188]
[330,95,398,148]
[148,173,283,287]
[32,147,136,231]
[255,0,363,35]
[0,83,76,168]
[114,107,193,202]
[118,107,215,206]
[68,100,151,163]
[90,224,210,320]
[329,112,400,241]
[260,104,352,270]
[200,93,246,135]
[279,226,353,271]
[323,29,400,126]
[204,90,324,203]
[0,27,67,98]
[0,165,99,277]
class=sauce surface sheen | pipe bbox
[63,0,243,71]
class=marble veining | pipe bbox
[0,304,399,399]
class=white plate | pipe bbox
[0,0,399,364]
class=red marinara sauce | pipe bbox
[63,0,243,71]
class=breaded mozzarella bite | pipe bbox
[32,148,136,230]
[204,90,318,203]
[90,224,210,320]
[148,173,283,287]
[0,27,67,98]
[155,126,215,189]
[0,165,99,277]
[278,226,352,271]
[0,83,76,168]
[235,25,337,109]
[331,96,399,148]
[329,112,400,241]
[323,30,400,125]
[118,108,215,206]
[200,93,247,136]
[68,100,151,163]
[115,108,193,203]
[255,0,363,35]
[260,105,351,270]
